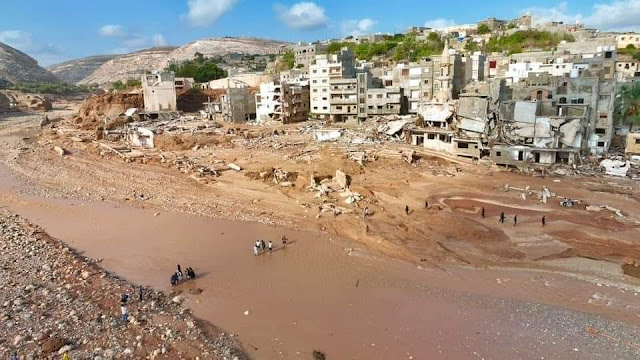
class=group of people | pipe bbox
[496,209,546,226]
[253,236,288,256]
[170,264,196,286]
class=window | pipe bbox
[313,89,318,93]
[595,128,606,134]
[427,134,435,140]
[322,79,327,83]
[312,80,317,84]
[313,106,318,110]
[636,139,640,144]
[368,94,372,99]
[599,113,608,119]
[600,95,610,100]
[496,151,502,157]
[457,142,469,149]
[322,88,327,92]
[597,141,605,147]
[368,105,374,110]
[377,94,383,99]
[322,106,327,110]
[322,97,327,101]
[312,70,317,74]
[322,69,327,73]
[336,106,343,110]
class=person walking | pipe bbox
[261,240,266,252]
[121,304,129,323]
[542,215,546,227]
[481,207,485,218]
[281,235,288,247]
[253,243,259,256]
[500,212,505,223]
[138,286,143,302]
[256,240,261,254]
[405,205,410,215]
[268,241,273,253]
[425,200,429,209]
[514,215,518,226]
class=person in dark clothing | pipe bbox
[481,207,485,218]
[177,264,182,273]
[261,240,266,251]
[138,286,143,301]
[170,274,178,286]
[187,267,196,279]
[282,235,288,247]
[405,205,409,215]
[500,212,505,223]
[120,293,129,305]
[425,200,429,209]
[542,215,546,226]
[514,215,518,226]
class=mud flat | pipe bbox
[1,184,640,359]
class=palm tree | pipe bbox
[614,81,640,131]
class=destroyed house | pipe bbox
[490,145,579,168]
[142,72,177,112]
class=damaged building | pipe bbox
[142,72,177,112]
[256,81,310,124]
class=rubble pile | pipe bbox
[0,211,245,359]
[309,170,364,207]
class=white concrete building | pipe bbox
[256,82,282,123]
[309,47,355,118]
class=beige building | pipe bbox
[221,87,256,124]
[616,33,640,49]
[141,72,176,112]
[329,78,358,122]
[293,43,328,70]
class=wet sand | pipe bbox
[2,164,640,358]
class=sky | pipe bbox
[1,0,640,66]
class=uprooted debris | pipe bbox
[503,183,556,204]
[245,167,298,187]
[307,170,365,207]
[600,159,631,177]
[586,204,625,218]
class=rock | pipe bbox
[58,344,73,355]
[171,295,183,304]
[243,310,250,316]
[81,270,90,279]
[228,163,242,171]
[188,288,203,295]
[104,349,115,358]
[123,348,133,354]
[335,169,349,189]
[13,334,24,346]
[54,146,66,156]
[41,337,67,353]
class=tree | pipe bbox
[281,51,295,70]
[614,82,640,131]
[477,24,491,35]
[165,55,227,83]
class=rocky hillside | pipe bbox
[48,55,119,84]
[77,37,289,86]
[78,47,177,86]
[0,41,58,84]
[160,37,289,67]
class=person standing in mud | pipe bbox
[405,205,410,215]
[500,212,505,223]
[542,215,546,226]
[138,286,143,301]
[514,215,518,226]
[261,240,266,252]
[481,207,485,218]
[268,240,273,253]
[425,200,429,209]
[282,235,288,247]
[253,243,259,256]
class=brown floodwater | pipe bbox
[2,164,640,359]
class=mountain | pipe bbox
[78,47,177,85]
[77,37,290,85]
[159,37,290,67]
[0,41,59,84]
[48,55,119,84]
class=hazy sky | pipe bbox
[1,0,639,66]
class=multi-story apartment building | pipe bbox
[293,43,328,70]
[329,78,358,122]
[256,81,310,124]
[309,47,356,119]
